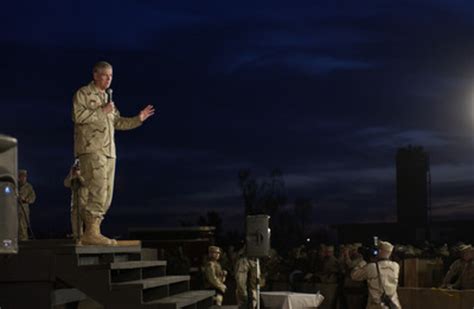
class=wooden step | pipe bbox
[78,252,142,266]
[81,259,166,269]
[109,261,168,282]
[19,239,141,251]
[113,275,191,303]
[113,276,190,289]
[110,260,166,270]
[76,241,141,254]
[51,288,87,306]
[146,290,215,308]
[76,242,143,266]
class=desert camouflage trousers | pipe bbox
[70,183,88,238]
[78,153,116,219]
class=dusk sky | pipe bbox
[2,0,474,236]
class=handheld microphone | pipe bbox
[106,88,113,103]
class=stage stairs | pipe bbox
[0,239,214,309]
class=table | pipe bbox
[260,291,325,309]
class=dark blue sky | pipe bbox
[2,0,474,235]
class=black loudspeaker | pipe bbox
[0,134,18,254]
[246,215,271,258]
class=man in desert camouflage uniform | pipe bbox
[351,240,401,309]
[441,244,474,289]
[315,245,341,283]
[64,160,87,241]
[18,169,36,241]
[235,253,261,308]
[72,61,155,246]
[341,243,367,309]
[203,246,227,306]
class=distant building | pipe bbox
[396,145,430,224]
[331,146,474,245]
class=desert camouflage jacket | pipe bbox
[18,182,36,207]
[72,82,142,158]
[351,259,402,309]
[203,260,227,293]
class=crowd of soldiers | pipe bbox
[14,164,474,308]
[199,240,474,308]
[14,166,474,308]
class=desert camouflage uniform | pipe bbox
[64,170,87,238]
[203,259,227,305]
[72,81,142,219]
[18,182,36,241]
[235,256,261,308]
[443,259,474,289]
[351,260,401,309]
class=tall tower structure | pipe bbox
[396,145,430,224]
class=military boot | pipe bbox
[80,214,117,246]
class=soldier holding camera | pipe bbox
[64,159,87,242]
[349,240,401,309]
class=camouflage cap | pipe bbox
[404,245,416,256]
[208,245,222,254]
[437,244,449,257]
[18,169,27,175]
[395,245,406,252]
[379,240,394,253]
[458,244,473,252]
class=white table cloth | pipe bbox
[260,291,325,309]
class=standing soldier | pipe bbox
[351,240,401,309]
[18,169,36,241]
[64,159,87,242]
[315,245,341,283]
[203,246,227,306]
[72,61,155,246]
[341,244,367,309]
[235,253,262,309]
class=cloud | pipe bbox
[365,129,452,148]
[5,0,474,233]
[431,163,474,183]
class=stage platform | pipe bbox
[0,239,214,309]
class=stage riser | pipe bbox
[0,240,214,309]
[78,253,142,266]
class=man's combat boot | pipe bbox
[80,213,117,246]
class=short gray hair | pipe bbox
[93,61,112,73]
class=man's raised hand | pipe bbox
[139,105,155,122]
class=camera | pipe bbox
[357,236,380,261]
[73,158,80,168]
[358,246,379,261]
